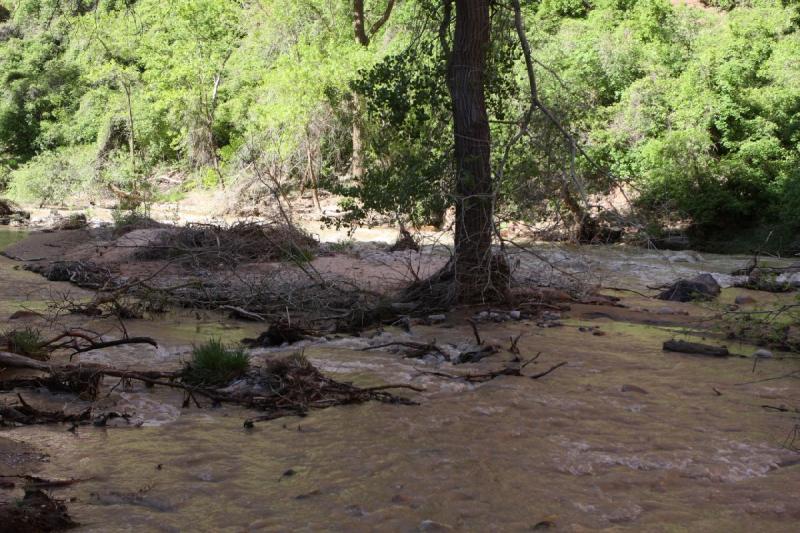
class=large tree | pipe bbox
[444,0,498,301]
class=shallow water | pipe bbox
[1,229,799,531]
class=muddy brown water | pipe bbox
[1,228,799,531]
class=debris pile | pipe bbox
[134,221,317,266]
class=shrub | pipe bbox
[181,338,250,387]
[2,327,47,360]
[6,146,95,205]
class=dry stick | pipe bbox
[361,341,449,358]
[219,305,266,322]
[529,361,568,380]
[736,370,800,386]
[359,384,425,393]
[467,319,483,345]
[508,332,523,355]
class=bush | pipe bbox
[6,145,94,204]
[2,327,46,360]
[181,338,250,387]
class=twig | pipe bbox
[467,319,482,345]
[529,361,568,380]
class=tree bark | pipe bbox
[447,0,496,301]
[350,0,396,180]
[351,94,365,180]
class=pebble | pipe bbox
[509,310,521,320]
[419,520,453,532]
[428,314,446,324]
[754,349,773,358]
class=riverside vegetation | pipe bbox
[0,0,799,252]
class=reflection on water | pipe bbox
[0,227,27,251]
[1,232,799,531]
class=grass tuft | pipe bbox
[2,327,47,360]
[181,338,250,387]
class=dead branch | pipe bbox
[529,361,568,380]
[0,351,50,371]
[468,319,483,345]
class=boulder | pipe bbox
[658,273,720,302]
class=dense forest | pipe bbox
[1,0,799,251]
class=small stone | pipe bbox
[428,314,446,324]
[509,310,521,320]
[592,330,606,336]
[667,252,701,264]
[419,520,453,532]
[754,349,773,358]
[344,504,367,517]
[735,295,756,305]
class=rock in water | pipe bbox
[658,273,721,302]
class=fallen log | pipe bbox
[0,351,50,371]
[0,394,91,426]
[663,340,729,357]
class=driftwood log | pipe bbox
[663,340,729,357]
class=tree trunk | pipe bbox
[350,1,396,181]
[447,0,496,301]
[351,94,365,180]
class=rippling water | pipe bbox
[1,230,798,531]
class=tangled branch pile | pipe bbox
[0,349,418,428]
[221,353,419,426]
[134,221,318,266]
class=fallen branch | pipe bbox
[663,340,729,357]
[529,361,568,380]
[414,353,562,383]
[362,341,452,360]
[467,319,483,345]
[1,394,91,426]
[0,351,50,371]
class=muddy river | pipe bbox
[1,228,798,531]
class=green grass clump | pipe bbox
[182,338,250,387]
[2,327,47,360]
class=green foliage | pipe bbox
[6,145,94,204]
[0,0,799,250]
[182,338,249,387]
[0,0,396,201]
[2,326,46,359]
